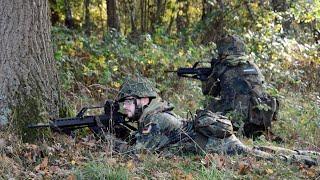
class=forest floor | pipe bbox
[1,91,319,179]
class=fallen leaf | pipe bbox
[185,173,193,180]
[67,174,76,180]
[265,168,273,174]
[49,165,61,172]
[171,169,184,179]
[24,152,32,161]
[200,154,214,167]
[126,160,135,171]
[238,162,250,175]
[0,138,6,148]
[40,157,48,169]
[214,155,226,169]
[302,168,316,178]
[30,144,38,150]
[106,158,117,166]
[34,164,41,171]
[34,157,49,171]
[80,141,96,147]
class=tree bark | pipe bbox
[106,0,120,31]
[176,0,190,33]
[201,0,213,21]
[140,0,146,32]
[84,0,91,35]
[152,0,166,31]
[64,0,74,28]
[49,0,60,26]
[201,0,225,44]
[0,0,61,141]
[125,0,138,36]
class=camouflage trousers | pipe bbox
[202,135,319,166]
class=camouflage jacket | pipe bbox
[201,54,279,136]
[133,98,183,152]
[203,54,265,113]
[119,105,319,165]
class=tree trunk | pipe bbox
[271,0,292,34]
[176,0,190,33]
[106,0,120,31]
[201,0,225,44]
[84,0,91,35]
[152,0,166,31]
[125,0,138,37]
[140,0,146,33]
[201,0,212,21]
[49,0,60,26]
[64,0,74,28]
[0,0,61,141]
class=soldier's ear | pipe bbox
[139,97,150,106]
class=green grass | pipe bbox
[75,161,129,180]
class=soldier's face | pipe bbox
[122,97,137,118]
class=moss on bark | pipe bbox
[11,94,51,142]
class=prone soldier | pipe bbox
[114,75,319,166]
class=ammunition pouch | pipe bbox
[194,110,234,139]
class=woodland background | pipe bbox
[0,0,319,179]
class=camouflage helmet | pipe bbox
[217,35,246,56]
[117,75,158,101]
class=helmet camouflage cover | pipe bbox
[117,75,158,101]
[217,35,246,56]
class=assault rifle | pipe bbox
[28,100,136,138]
[166,59,217,81]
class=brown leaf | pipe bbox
[0,138,6,148]
[214,155,226,170]
[49,165,61,172]
[185,173,193,180]
[302,168,316,178]
[80,141,96,147]
[34,157,49,171]
[24,152,32,161]
[34,164,41,172]
[30,144,38,150]
[200,154,214,167]
[40,157,48,169]
[126,160,135,171]
[265,168,273,174]
[105,158,117,166]
[67,174,77,180]
[238,162,250,175]
[171,169,184,179]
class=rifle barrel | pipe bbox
[28,123,50,128]
[164,70,177,73]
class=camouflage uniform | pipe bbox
[202,35,278,137]
[115,75,319,166]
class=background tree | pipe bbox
[49,0,60,26]
[107,0,120,31]
[64,0,75,28]
[84,0,91,35]
[0,0,61,141]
